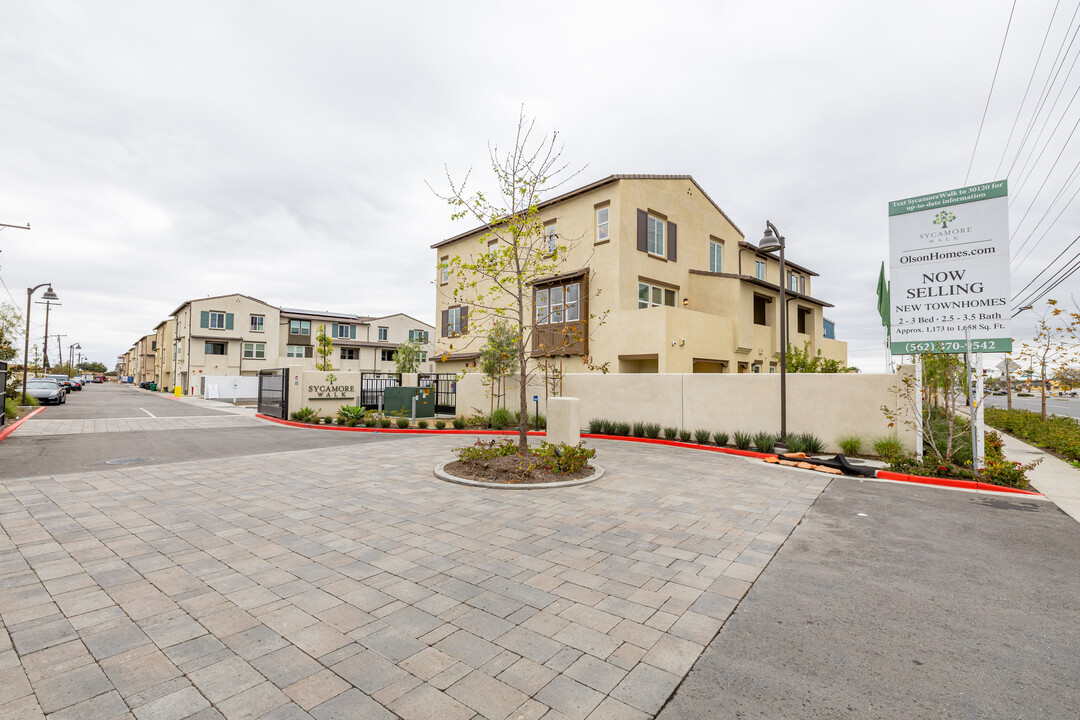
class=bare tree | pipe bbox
[431,109,604,453]
[1017,299,1078,420]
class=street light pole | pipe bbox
[21,283,59,404]
[69,343,81,373]
[758,221,788,440]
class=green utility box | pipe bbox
[383,386,435,418]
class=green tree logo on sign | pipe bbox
[933,210,956,229]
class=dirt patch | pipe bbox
[445,456,596,485]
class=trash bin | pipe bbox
[149,382,157,392]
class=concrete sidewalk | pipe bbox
[1000,431,1080,522]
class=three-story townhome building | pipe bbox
[432,174,847,375]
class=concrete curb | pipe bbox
[433,461,605,490]
[0,407,46,443]
[257,413,1041,496]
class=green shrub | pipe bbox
[434,419,446,430]
[379,417,392,428]
[531,413,547,430]
[732,431,753,450]
[290,407,318,423]
[613,421,631,436]
[786,433,825,454]
[534,441,597,474]
[417,419,428,429]
[663,427,678,440]
[363,415,379,427]
[644,423,661,438]
[678,429,692,442]
[589,418,613,434]
[985,407,1080,463]
[5,397,19,418]
[693,429,712,444]
[456,438,519,461]
[752,432,777,453]
[873,434,906,461]
[489,407,514,430]
[338,405,367,425]
[453,416,466,429]
[395,417,410,429]
[836,434,862,456]
[713,431,729,446]
[632,422,647,438]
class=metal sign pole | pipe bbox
[975,352,985,471]
[965,330,978,474]
[915,354,924,460]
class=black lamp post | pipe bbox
[22,283,59,404]
[758,222,787,440]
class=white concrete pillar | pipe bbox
[548,397,581,446]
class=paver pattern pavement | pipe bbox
[1,431,829,719]
[13,416,258,436]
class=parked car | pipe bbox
[68,377,83,391]
[47,374,73,393]
[24,378,66,405]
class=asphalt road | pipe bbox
[984,392,1080,419]
[658,477,1080,719]
[1,383,402,478]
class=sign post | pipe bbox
[888,180,1011,472]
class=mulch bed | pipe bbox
[445,456,595,485]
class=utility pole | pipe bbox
[36,299,61,370]
[69,343,81,373]
[54,334,66,373]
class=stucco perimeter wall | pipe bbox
[455,369,916,453]
[562,368,916,453]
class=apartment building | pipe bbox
[128,294,435,394]
[432,174,847,374]
[278,310,434,373]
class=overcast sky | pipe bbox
[1,1,1074,372]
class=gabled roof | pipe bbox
[169,293,275,317]
[367,312,435,329]
[431,174,745,249]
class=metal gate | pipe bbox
[0,361,6,427]
[419,372,457,415]
[257,368,289,419]
[360,373,401,410]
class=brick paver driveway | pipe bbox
[1,431,829,719]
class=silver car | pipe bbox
[24,378,66,405]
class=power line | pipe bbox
[1005,3,1080,181]
[966,0,1018,184]
[995,0,1065,178]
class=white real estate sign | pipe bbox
[888,180,1011,355]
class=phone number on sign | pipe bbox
[894,339,1005,353]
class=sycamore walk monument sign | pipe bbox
[888,180,1011,355]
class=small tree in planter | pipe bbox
[315,325,334,371]
[394,340,423,373]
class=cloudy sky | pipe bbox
[1,0,1074,372]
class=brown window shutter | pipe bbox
[441,309,448,337]
[461,307,468,333]
[637,209,648,253]
[667,221,677,262]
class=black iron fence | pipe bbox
[360,373,401,410]
[418,372,457,415]
[257,369,289,419]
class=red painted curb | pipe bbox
[579,433,776,459]
[874,469,1041,496]
[0,407,46,442]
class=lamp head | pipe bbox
[758,227,783,252]
[42,286,59,301]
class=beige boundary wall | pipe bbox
[286,368,421,418]
[455,367,917,453]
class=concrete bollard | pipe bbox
[547,397,580,446]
